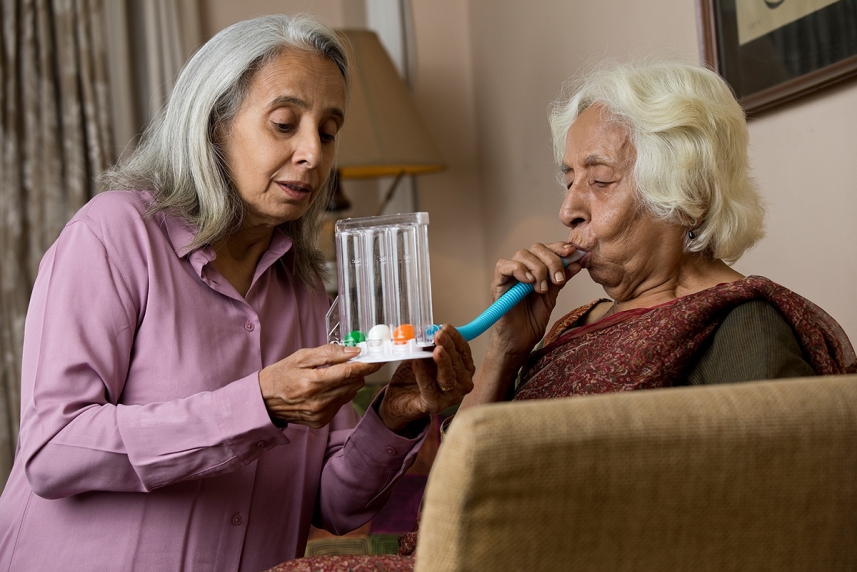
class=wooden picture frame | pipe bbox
[697,0,857,115]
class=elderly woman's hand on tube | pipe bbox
[378,325,475,434]
[491,241,584,358]
[259,346,384,429]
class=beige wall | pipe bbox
[200,0,360,36]
[458,0,857,348]
[733,80,857,344]
[463,0,699,340]
[201,0,857,363]
[407,0,489,360]
[461,0,857,351]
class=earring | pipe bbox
[688,229,696,240]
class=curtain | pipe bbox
[0,0,114,487]
[103,0,198,161]
[0,0,200,487]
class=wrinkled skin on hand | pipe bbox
[259,344,383,429]
[491,241,583,359]
[259,325,475,435]
[379,324,475,433]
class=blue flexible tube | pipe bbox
[452,251,585,342]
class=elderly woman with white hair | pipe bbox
[0,14,473,571]
[460,58,855,410]
[267,59,856,571]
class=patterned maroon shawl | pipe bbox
[515,275,856,401]
[269,277,855,570]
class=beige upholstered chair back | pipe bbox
[414,375,857,572]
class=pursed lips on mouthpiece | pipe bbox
[566,243,592,266]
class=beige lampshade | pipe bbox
[336,29,445,179]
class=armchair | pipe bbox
[415,374,857,571]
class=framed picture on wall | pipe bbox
[697,0,857,114]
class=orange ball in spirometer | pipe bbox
[392,324,416,345]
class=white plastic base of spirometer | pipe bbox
[348,339,435,363]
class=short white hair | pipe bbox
[549,58,764,262]
[100,14,349,286]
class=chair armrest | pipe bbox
[415,375,857,572]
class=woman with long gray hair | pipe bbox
[0,14,473,571]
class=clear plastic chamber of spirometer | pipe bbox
[326,212,436,363]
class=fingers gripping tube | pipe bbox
[450,251,586,342]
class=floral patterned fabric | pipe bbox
[264,554,414,572]
[517,276,856,400]
[396,528,419,558]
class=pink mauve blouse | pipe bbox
[0,191,426,571]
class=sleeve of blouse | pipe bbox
[19,219,288,499]
[312,389,428,534]
[686,299,816,385]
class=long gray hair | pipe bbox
[99,14,349,287]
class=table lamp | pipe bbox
[334,29,445,215]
